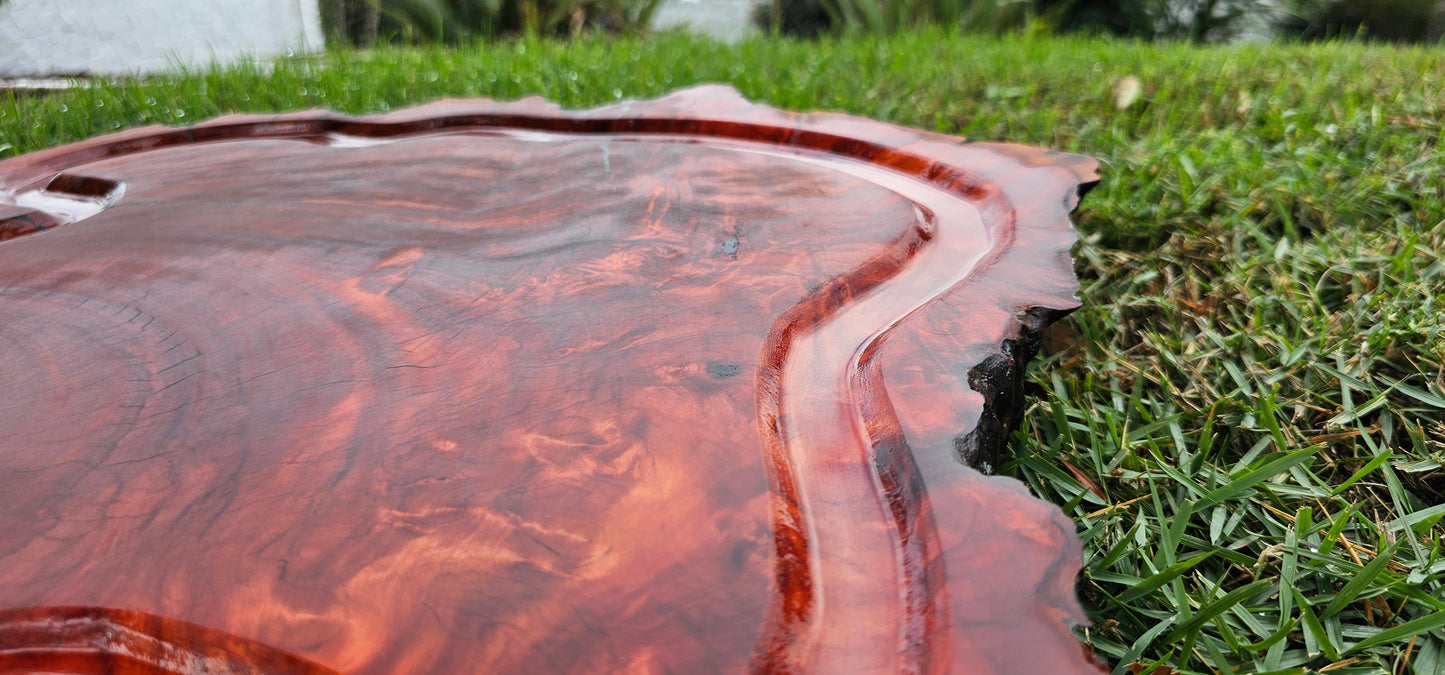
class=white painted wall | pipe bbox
[0,0,324,77]
[652,0,762,42]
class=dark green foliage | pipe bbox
[753,0,1041,36]
[755,0,1267,42]
[1042,0,1267,42]
[1040,0,1153,37]
[1275,0,1445,43]
[318,0,659,44]
[753,0,832,38]
[322,0,383,46]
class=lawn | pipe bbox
[3,29,1443,674]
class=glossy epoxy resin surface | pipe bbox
[0,87,1101,674]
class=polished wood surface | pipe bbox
[0,86,1100,673]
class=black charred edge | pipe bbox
[952,305,1074,474]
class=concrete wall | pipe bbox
[652,0,762,42]
[0,0,324,77]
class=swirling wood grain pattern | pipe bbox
[0,86,1101,674]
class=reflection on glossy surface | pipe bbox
[0,606,338,674]
[0,86,1101,673]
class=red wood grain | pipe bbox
[0,86,1101,673]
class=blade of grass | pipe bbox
[1330,449,1394,497]
[1197,445,1323,508]
[1118,552,1217,604]
[1163,578,1272,644]
[1345,610,1445,655]
[1320,542,1398,619]
[1292,586,1342,662]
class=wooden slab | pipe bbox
[0,86,1101,674]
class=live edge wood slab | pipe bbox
[0,86,1101,674]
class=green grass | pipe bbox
[4,29,1443,674]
